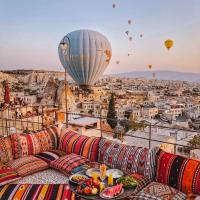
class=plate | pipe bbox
[99,187,124,199]
[69,174,88,184]
[106,169,123,179]
[85,168,100,177]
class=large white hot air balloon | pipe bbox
[58,30,112,89]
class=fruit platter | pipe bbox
[69,168,137,199]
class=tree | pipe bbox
[107,93,117,129]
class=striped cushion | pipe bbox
[156,150,200,194]
[35,150,66,163]
[11,134,41,159]
[98,138,159,181]
[11,125,60,159]
[0,136,13,163]
[50,153,89,176]
[0,163,20,186]
[0,184,75,200]
[59,129,100,161]
[8,156,49,177]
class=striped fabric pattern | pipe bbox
[0,184,75,200]
[35,150,66,163]
[8,156,49,177]
[50,153,89,176]
[0,162,20,186]
[156,150,200,194]
[98,138,159,181]
[0,136,13,163]
[11,125,60,159]
[59,129,100,161]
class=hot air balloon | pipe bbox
[140,34,143,38]
[125,31,129,35]
[112,3,116,8]
[116,61,120,64]
[148,64,152,70]
[129,36,132,41]
[164,39,174,50]
[58,30,112,89]
[128,20,132,25]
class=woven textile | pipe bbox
[59,129,100,161]
[131,182,186,200]
[8,155,49,177]
[35,126,60,152]
[156,150,200,194]
[11,133,41,159]
[0,184,75,200]
[50,153,89,176]
[35,150,66,163]
[11,125,60,159]
[0,167,20,186]
[98,138,158,180]
[0,136,13,163]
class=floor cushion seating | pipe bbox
[0,162,20,186]
[59,129,101,161]
[156,150,200,195]
[131,182,186,200]
[35,150,66,163]
[10,125,60,159]
[0,136,13,164]
[98,138,159,181]
[0,184,75,200]
[7,155,49,177]
[50,153,90,176]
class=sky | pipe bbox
[0,0,200,74]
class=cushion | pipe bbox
[35,149,66,163]
[50,153,89,176]
[156,150,200,194]
[132,182,186,200]
[98,138,159,180]
[0,162,20,186]
[0,184,75,200]
[11,125,60,159]
[0,168,20,187]
[0,136,13,163]
[8,155,49,177]
[36,125,60,152]
[11,133,41,159]
[59,129,100,161]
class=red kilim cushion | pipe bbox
[59,129,100,161]
[8,155,49,177]
[156,150,200,194]
[0,136,13,163]
[50,153,89,176]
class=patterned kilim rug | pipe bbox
[0,169,76,200]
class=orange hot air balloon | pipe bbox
[148,64,152,70]
[164,39,174,50]
[128,20,132,25]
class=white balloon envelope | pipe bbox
[58,29,112,89]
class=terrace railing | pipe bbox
[0,104,199,159]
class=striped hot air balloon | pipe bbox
[58,30,112,89]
